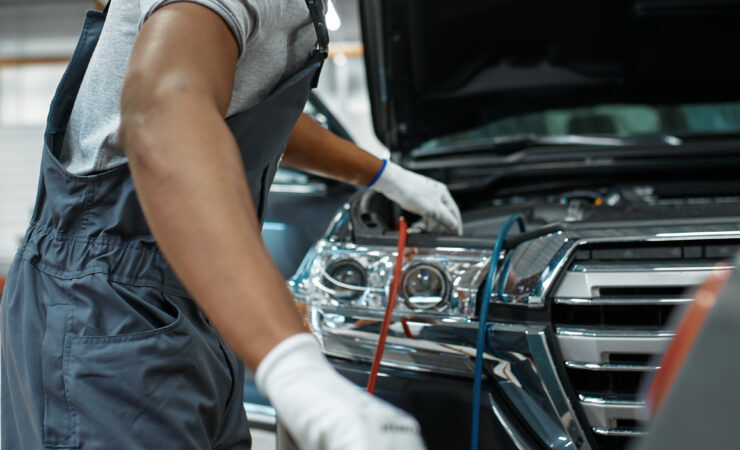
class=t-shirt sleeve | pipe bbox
[138,0,253,56]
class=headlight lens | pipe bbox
[290,240,490,319]
[401,264,449,310]
[322,259,366,301]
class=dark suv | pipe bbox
[286,1,740,449]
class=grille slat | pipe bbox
[580,396,646,430]
[564,361,661,372]
[556,328,673,364]
[557,263,731,298]
[593,428,648,437]
[551,240,738,449]
[554,297,693,306]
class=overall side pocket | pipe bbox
[62,290,220,449]
[42,303,77,448]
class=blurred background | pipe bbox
[0,0,384,280]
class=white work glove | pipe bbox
[370,160,463,235]
[256,333,426,450]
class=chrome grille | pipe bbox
[551,241,737,449]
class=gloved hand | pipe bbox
[256,333,426,450]
[370,160,463,235]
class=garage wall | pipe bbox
[0,55,68,273]
[0,0,86,274]
[0,1,88,60]
[0,126,43,274]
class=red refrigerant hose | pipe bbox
[367,216,408,395]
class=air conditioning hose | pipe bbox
[362,212,526,449]
[367,216,408,394]
[471,214,526,450]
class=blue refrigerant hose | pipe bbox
[471,214,526,450]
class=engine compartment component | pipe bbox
[350,179,740,242]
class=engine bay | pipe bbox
[351,179,740,241]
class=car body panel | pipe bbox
[359,0,740,150]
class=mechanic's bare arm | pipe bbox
[284,114,464,234]
[282,113,384,185]
[119,3,304,370]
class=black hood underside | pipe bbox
[360,0,740,151]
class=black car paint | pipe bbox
[359,0,740,151]
[329,357,541,450]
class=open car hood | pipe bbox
[359,0,740,151]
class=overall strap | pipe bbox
[46,4,108,133]
[305,0,329,87]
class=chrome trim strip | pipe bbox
[269,182,327,194]
[555,267,726,299]
[556,328,673,364]
[243,402,277,428]
[491,323,591,449]
[564,361,661,372]
[556,327,675,337]
[580,396,646,406]
[573,224,740,242]
[498,232,576,307]
[322,203,352,242]
[554,297,693,306]
[655,230,740,238]
[488,392,535,450]
[315,317,483,378]
[569,262,735,273]
[592,427,647,437]
[580,397,647,430]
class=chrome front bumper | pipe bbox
[311,308,590,449]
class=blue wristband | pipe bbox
[367,159,388,187]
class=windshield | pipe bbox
[421,102,740,150]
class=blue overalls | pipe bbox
[1,1,328,448]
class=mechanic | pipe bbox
[1,0,463,449]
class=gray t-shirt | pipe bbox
[60,0,320,175]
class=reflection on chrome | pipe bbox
[307,309,588,449]
[498,231,574,307]
[487,223,740,308]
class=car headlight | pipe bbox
[401,264,449,311]
[290,240,490,319]
[321,259,366,301]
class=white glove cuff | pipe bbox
[255,333,324,396]
[370,160,406,195]
[254,333,427,450]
